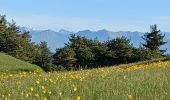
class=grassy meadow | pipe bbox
[0,59,170,100]
[0,53,43,74]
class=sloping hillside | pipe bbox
[0,53,43,73]
[0,60,170,99]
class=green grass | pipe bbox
[0,60,170,99]
[0,52,43,74]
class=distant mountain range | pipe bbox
[20,27,170,53]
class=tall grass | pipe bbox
[0,60,170,99]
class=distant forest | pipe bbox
[0,15,167,71]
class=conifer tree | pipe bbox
[33,42,52,71]
[142,24,167,57]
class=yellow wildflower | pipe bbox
[36,80,40,84]
[73,87,77,92]
[76,96,81,100]
[26,94,29,98]
[43,90,46,94]
[59,92,62,96]
[127,95,132,100]
[35,93,39,97]
[30,87,34,91]
[41,85,45,89]
[48,91,51,95]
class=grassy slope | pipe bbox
[0,52,43,73]
[0,60,170,99]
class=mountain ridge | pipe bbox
[19,27,170,53]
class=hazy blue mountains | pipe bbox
[20,27,170,53]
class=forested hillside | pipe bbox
[0,15,168,72]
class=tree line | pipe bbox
[0,15,167,71]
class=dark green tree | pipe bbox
[33,42,52,71]
[0,15,56,71]
[54,35,109,69]
[0,19,20,56]
[107,36,133,64]
[65,34,95,68]
[0,15,38,63]
[142,24,167,57]
[65,34,109,68]
[132,47,152,62]
[91,41,109,67]
[0,15,7,52]
[54,47,77,70]
[18,31,38,62]
[76,47,95,68]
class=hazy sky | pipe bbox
[1,0,170,32]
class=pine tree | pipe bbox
[0,19,20,56]
[54,47,77,70]
[33,42,52,71]
[0,15,7,52]
[18,31,38,62]
[142,24,167,57]
[107,36,133,64]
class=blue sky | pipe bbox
[1,0,170,32]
